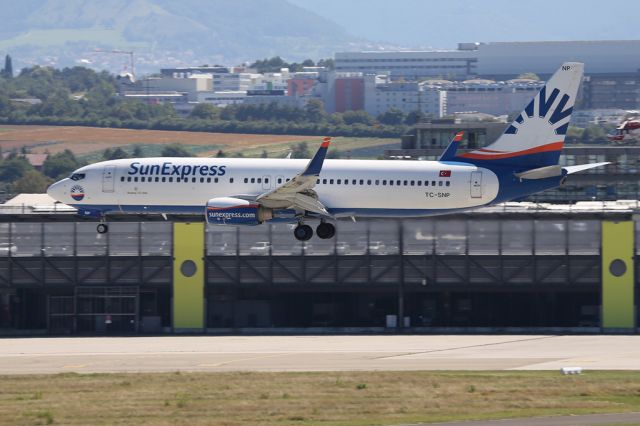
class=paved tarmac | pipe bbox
[1,335,640,374]
[414,412,640,426]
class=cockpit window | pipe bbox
[70,173,86,181]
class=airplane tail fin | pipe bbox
[455,62,584,169]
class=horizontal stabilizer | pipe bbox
[563,162,610,175]
[514,165,562,180]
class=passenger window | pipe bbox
[323,179,327,184]
[446,181,450,187]
[141,177,145,182]
[244,178,248,183]
[192,177,196,183]
[265,178,269,183]
[177,177,181,182]
[251,178,255,183]
[206,177,211,183]
[278,178,282,184]
[375,180,379,185]
[344,180,348,185]
[439,181,443,186]
[352,179,356,185]
[403,180,408,186]
[410,180,415,186]
[200,177,205,183]
[390,180,394,186]
[257,178,261,184]
[330,179,334,184]
[120,177,125,182]
[169,177,173,182]
[367,179,371,185]
[127,177,132,182]
[417,181,422,186]
[134,177,139,182]
[155,177,160,182]
[359,179,364,185]
[382,180,387,185]
[337,179,341,184]
[432,181,436,186]
[230,178,234,183]
[214,178,218,183]
[162,177,166,182]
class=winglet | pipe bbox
[301,137,331,176]
[439,132,463,161]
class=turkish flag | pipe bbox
[439,170,451,177]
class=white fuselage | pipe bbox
[47,157,500,217]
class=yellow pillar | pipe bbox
[601,221,635,329]
[173,222,205,331]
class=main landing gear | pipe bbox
[293,221,336,241]
[97,223,109,234]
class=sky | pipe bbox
[289,0,640,48]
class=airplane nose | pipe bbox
[46,180,67,202]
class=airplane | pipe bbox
[47,62,608,241]
[608,117,640,144]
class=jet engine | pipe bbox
[205,197,273,225]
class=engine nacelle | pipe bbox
[205,197,273,225]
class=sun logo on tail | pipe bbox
[505,86,574,136]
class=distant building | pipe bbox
[335,50,477,80]
[442,79,543,116]
[197,91,247,107]
[364,75,445,118]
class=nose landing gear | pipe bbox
[97,223,109,234]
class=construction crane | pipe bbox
[91,49,135,78]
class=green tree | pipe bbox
[305,99,326,122]
[260,150,268,158]
[190,103,220,120]
[132,145,144,157]
[377,108,405,125]
[12,170,51,193]
[215,150,227,158]
[291,142,310,159]
[405,110,426,125]
[3,54,13,78]
[0,156,32,182]
[103,147,129,160]
[342,110,374,125]
[161,144,194,157]
[42,149,81,179]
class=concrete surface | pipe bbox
[1,335,640,374]
[411,412,640,426]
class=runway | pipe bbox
[1,335,640,374]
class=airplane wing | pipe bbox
[255,137,332,217]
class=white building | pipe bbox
[364,74,445,117]
[212,73,259,91]
[140,75,213,102]
[335,50,477,80]
[197,91,247,107]
[442,79,543,116]
[336,40,640,79]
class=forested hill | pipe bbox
[0,0,362,70]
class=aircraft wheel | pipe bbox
[294,224,313,241]
[97,223,109,234]
[316,222,336,239]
